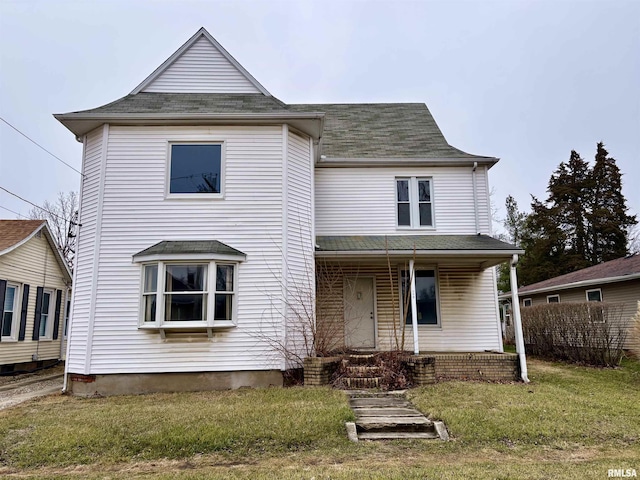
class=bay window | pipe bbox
[141,261,237,328]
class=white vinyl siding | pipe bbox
[0,234,68,365]
[315,166,491,235]
[69,125,287,374]
[66,127,103,372]
[284,130,314,365]
[142,36,261,94]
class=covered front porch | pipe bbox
[313,235,529,382]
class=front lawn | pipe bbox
[0,358,638,479]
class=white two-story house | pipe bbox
[56,28,527,396]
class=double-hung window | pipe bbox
[396,177,434,228]
[168,143,223,197]
[39,289,54,340]
[141,262,237,328]
[2,283,20,340]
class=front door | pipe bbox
[344,277,375,349]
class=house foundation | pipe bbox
[66,370,283,397]
[304,352,520,386]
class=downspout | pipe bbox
[409,259,419,354]
[509,254,529,382]
[472,162,479,234]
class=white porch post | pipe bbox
[509,254,529,383]
[409,259,419,354]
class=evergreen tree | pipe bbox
[588,142,637,263]
[545,150,592,272]
[518,197,568,286]
[497,195,527,292]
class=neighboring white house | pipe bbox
[55,28,525,395]
[0,220,72,371]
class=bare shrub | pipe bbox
[521,302,628,366]
[629,301,640,359]
[331,352,411,391]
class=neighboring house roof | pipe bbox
[501,254,640,298]
[0,220,45,253]
[133,240,246,262]
[0,219,73,283]
[316,234,522,255]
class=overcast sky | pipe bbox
[1,0,638,234]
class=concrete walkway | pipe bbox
[346,391,448,441]
[0,374,63,410]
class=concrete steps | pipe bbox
[346,392,448,442]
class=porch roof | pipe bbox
[315,234,523,267]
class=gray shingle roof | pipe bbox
[290,103,484,159]
[68,93,290,115]
[517,253,640,294]
[316,235,522,252]
[61,94,493,160]
[133,240,246,259]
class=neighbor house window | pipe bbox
[523,298,532,307]
[63,291,71,338]
[39,289,54,339]
[400,269,439,325]
[2,283,20,340]
[547,295,560,303]
[396,177,434,228]
[141,261,236,327]
[168,143,223,195]
[586,289,602,302]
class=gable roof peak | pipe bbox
[130,28,271,97]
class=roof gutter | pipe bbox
[315,157,499,168]
[315,249,524,257]
[53,112,326,140]
[498,272,640,299]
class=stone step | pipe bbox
[345,377,382,389]
[358,431,440,440]
[345,365,384,376]
[350,397,411,407]
[356,416,434,433]
[351,407,425,417]
[347,354,377,365]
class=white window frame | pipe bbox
[39,288,55,341]
[546,294,560,304]
[398,265,441,328]
[585,288,602,302]
[395,177,435,229]
[139,260,238,330]
[2,282,21,342]
[165,142,226,200]
[523,298,532,307]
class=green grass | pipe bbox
[0,358,638,479]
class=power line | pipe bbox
[0,116,83,176]
[0,186,81,227]
[0,204,27,219]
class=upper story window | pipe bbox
[168,143,223,196]
[396,177,434,228]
